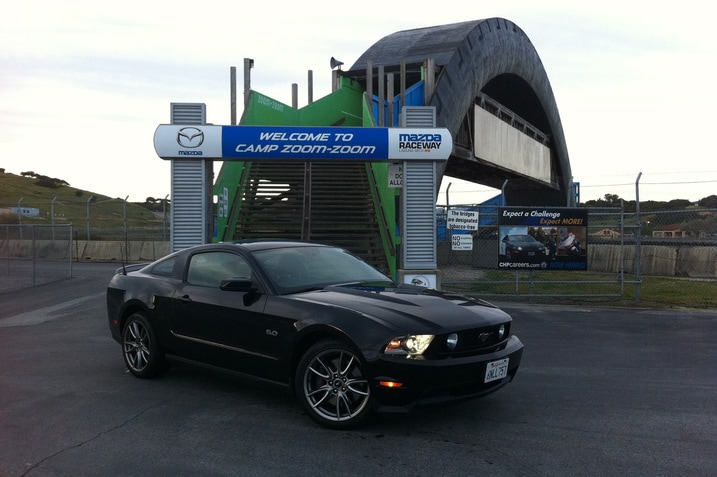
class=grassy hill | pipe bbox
[0,170,165,237]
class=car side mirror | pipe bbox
[219,277,257,293]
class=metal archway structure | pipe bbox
[348,17,574,206]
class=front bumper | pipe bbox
[366,335,523,412]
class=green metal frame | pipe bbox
[212,76,402,276]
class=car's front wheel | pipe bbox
[122,312,168,378]
[295,340,372,429]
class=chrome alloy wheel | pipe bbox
[121,313,167,378]
[123,320,151,373]
[300,345,370,425]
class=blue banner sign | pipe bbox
[154,125,452,161]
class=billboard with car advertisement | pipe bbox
[498,207,587,270]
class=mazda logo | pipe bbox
[177,127,204,148]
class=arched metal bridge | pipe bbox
[347,17,574,206]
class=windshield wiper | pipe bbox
[330,281,392,290]
[291,286,325,294]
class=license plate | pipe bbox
[528,251,535,256]
[484,358,509,383]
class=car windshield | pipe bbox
[253,246,392,294]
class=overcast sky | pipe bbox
[1,0,715,205]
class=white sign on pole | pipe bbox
[218,187,229,218]
[388,163,403,188]
[403,273,437,288]
[447,209,479,230]
[451,234,473,250]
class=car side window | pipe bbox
[186,252,252,288]
[151,257,177,277]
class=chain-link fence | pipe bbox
[74,226,168,242]
[438,204,717,308]
[0,223,170,293]
[3,205,716,307]
[0,224,74,292]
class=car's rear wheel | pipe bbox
[122,312,168,378]
[295,340,372,429]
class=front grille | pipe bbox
[427,322,511,358]
[416,366,518,405]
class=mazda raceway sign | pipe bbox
[153,125,452,161]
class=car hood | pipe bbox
[291,285,511,333]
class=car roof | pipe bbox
[227,240,330,252]
[161,241,331,262]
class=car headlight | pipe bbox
[384,334,434,358]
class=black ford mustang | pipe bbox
[106,241,523,429]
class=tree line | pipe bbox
[582,193,717,211]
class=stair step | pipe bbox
[230,162,390,271]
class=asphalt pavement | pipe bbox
[1,264,715,477]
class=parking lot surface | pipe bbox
[1,264,715,476]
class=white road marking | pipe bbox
[0,292,105,327]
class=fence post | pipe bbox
[51,196,57,240]
[31,225,36,287]
[619,201,625,296]
[86,195,94,241]
[635,173,642,303]
[68,224,74,278]
[4,226,8,274]
[123,196,129,240]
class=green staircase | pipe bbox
[229,161,390,274]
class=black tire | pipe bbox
[122,312,168,378]
[295,340,372,429]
